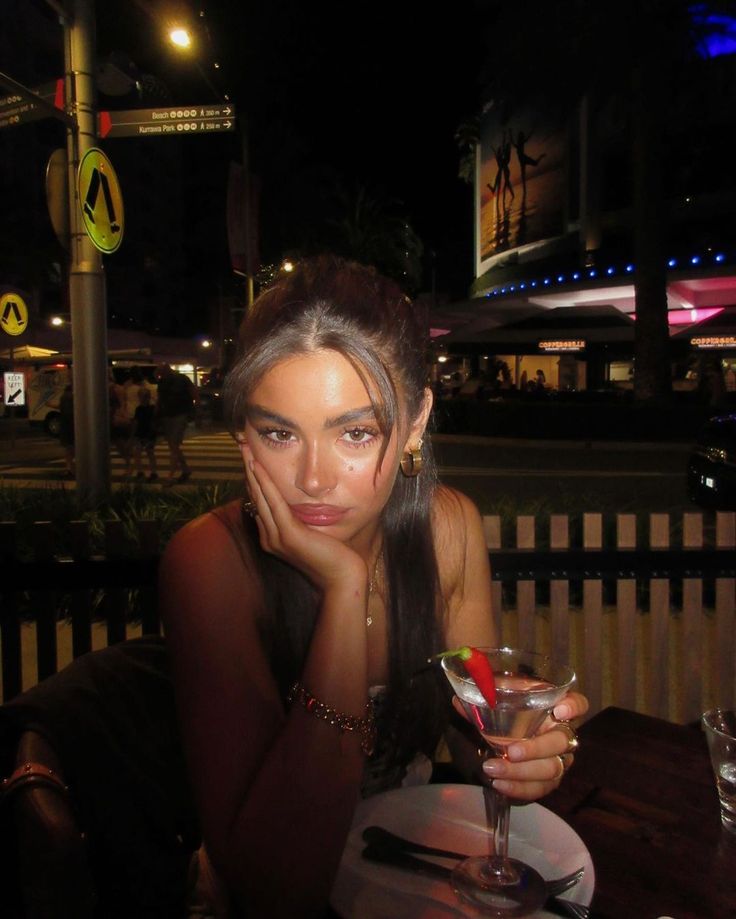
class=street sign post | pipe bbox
[98,104,236,138]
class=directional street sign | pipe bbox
[98,104,237,139]
[3,372,26,408]
[77,148,124,254]
[0,292,29,337]
[0,77,65,131]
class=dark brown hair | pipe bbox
[223,256,446,781]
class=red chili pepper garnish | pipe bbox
[438,646,497,708]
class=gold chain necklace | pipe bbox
[366,548,383,628]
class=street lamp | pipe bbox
[165,19,255,311]
[169,28,192,50]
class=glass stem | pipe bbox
[483,783,511,862]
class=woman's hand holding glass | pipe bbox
[469,690,588,800]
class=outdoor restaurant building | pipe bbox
[430,27,736,399]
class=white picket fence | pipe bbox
[1,514,735,722]
[482,512,736,723]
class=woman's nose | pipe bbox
[295,442,337,497]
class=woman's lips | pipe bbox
[290,504,348,526]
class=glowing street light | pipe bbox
[169,27,192,49]
[282,260,294,273]
[50,315,64,327]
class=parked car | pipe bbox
[687,414,736,509]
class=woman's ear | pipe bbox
[408,387,433,445]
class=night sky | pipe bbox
[94,0,487,300]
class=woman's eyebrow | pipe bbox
[247,404,376,430]
[246,405,296,428]
[324,406,376,428]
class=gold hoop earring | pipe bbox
[400,441,423,477]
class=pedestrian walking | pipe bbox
[109,369,132,478]
[156,362,197,483]
[131,387,158,481]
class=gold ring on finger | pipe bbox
[554,721,579,754]
[554,754,566,780]
[555,752,574,779]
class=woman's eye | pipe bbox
[261,429,294,445]
[341,427,377,446]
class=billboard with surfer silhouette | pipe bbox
[477,101,566,269]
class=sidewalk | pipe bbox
[432,432,693,453]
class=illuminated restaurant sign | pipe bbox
[691,336,736,349]
[538,339,586,353]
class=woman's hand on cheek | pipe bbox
[242,443,367,593]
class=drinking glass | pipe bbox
[702,708,736,834]
[441,647,576,917]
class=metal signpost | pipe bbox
[1,0,240,503]
[0,1,110,506]
[64,0,112,507]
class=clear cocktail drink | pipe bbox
[441,648,575,917]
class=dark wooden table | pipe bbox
[543,706,736,919]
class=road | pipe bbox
[0,420,697,516]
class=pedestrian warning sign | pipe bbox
[0,291,29,337]
[77,148,124,253]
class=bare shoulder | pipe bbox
[431,485,485,548]
[163,499,242,560]
[430,486,487,595]
[159,499,261,631]
[431,487,494,645]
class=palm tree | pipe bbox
[325,182,424,294]
[470,0,734,402]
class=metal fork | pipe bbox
[553,901,590,918]
[545,864,586,897]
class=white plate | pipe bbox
[331,784,594,919]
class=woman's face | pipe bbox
[240,349,430,551]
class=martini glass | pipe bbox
[441,647,575,917]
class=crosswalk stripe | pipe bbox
[0,430,684,487]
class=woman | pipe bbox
[160,257,587,917]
